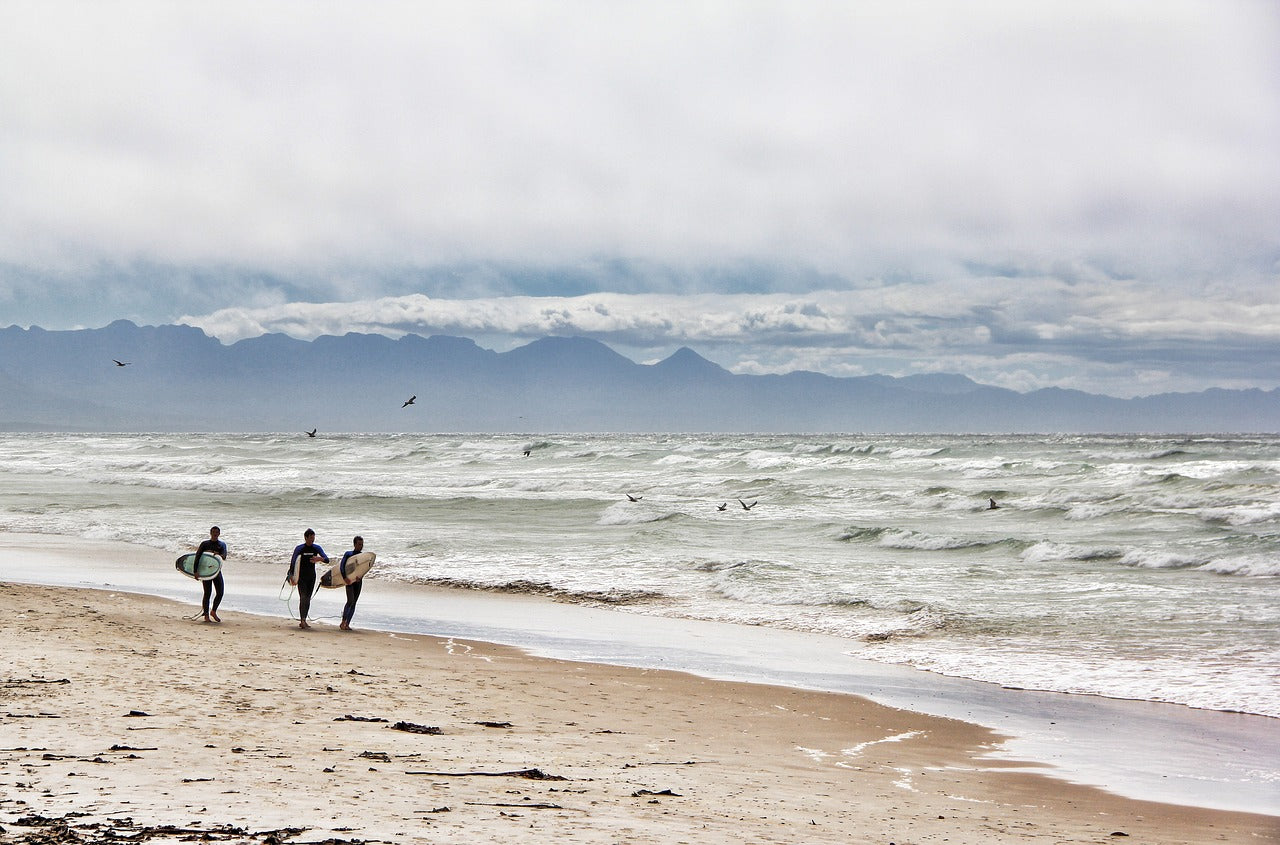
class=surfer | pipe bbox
[337,535,367,631]
[288,529,329,629]
[194,526,228,623]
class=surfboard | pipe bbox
[175,552,223,581]
[319,551,375,588]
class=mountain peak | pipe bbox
[653,347,729,376]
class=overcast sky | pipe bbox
[2,1,1277,396]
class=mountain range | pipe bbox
[0,320,1275,433]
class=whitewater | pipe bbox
[0,432,1276,718]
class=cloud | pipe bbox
[180,279,1280,396]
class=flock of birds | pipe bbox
[626,492,757,512]
[113,359,999,514]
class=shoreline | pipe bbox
[4,582,1278,844]
[2,532,1278,822]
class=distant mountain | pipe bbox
[0,321,1276,432]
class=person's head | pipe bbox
[304,529,315,541]
[352,535,363,551]
[210,526,220,539]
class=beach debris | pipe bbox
[3,814,296,843]
[107,744,156,752]
[474,720,513,728]
[405,768,568,781]
[334,714,388,723]
[5,712,61,719]
[465,801,568,810]
[123,710,150,717]
[632,788,682,797]
[3,677,70,686]
[359,751,392,762]
[390,720,441,734]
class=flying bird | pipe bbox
[113,359,131,367]
[402,395,416,408]
[739,499,757,511]
[306,429,317,438]
[717,502,727,511]
[627,494,643,502]
[987,498,1000,510]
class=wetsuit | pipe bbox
[290,542,328,621]
[196,538,228,617]
[339,549,363,626]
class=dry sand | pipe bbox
[1,582,1276,844]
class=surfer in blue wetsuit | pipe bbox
[195,526,228,623]
[289,528,328,629]
[338,535,366,631]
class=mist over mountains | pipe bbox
[0,320,1275,433]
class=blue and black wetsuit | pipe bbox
[195,538,228,617]
[290,542,328,620]
[339,549,363,626]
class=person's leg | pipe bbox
[297,566,315,627]
[201,579,214,620]
[341,581,362,629]
[209,573,225,622]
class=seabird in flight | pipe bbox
[402,395,416,408]
[987,498,1000,510]
[627,494,643,502]
[739,499,757,510]
[717,502,727,511]
[113,359,131,367]
[306,429,317,438]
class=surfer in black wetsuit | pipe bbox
[195,526,228,623]
[289,528,328,629]
[338,535,366,631]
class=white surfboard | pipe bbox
[175,552,222,581]
[319,551,375,588]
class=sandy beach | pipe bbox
[2,576,1277,845]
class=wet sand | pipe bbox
[2,579,1276,844]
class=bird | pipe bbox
[739,499,757,510]
[627,494,643,502]
[717,502,727,511]
[306,429,317,438]
[402,395,416,408]
[987,498,1000,510]
[113,359,131,367]
[523,449,532,457]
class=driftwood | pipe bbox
[389,721,441,735]
[405,768,568,781]
[334,714,388,723]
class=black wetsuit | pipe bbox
[290,542,327,621]
[196,538,228,616]
[339,549,363,626]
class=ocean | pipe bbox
[1,432,1277,719]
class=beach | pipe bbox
[3,540,1277,844]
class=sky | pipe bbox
[1,1,1277,397]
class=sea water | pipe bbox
[0,432,1276,719]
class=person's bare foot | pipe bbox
[210,611,220,623]
[299,621,310,629]
[339,622,350,631]
[202,613,211,623]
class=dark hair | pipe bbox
[210,526,220,532]
[304,528,315,538]
[353,535,363,543]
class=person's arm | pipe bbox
[217,541,228,560]
[339,550,353,582]
[316,545,329,563]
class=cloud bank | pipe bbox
[181,283,1280,397]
